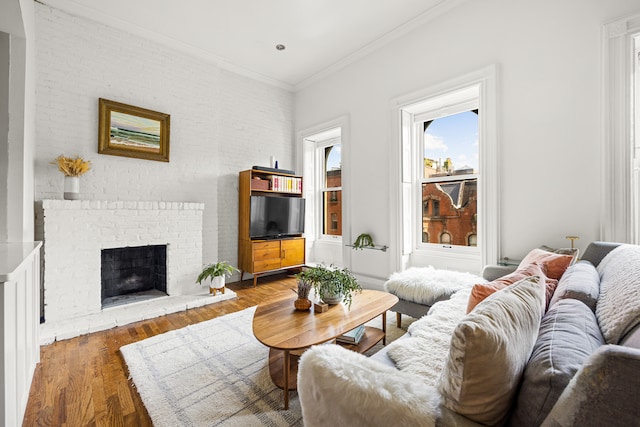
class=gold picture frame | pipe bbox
[98,98,170,162]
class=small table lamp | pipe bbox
[565,235,579,250]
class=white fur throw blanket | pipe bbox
[386,288,471,385]
[298,345,441,427]
[384,267,485,305]
[596,244,640,344]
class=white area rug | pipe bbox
[121,306,412,426]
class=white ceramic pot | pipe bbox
[209,276,226,295]
[63,176,80,200]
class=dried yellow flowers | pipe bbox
[51,155,91,177]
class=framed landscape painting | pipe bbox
[98,98,170,162]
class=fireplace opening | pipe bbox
[101,244,167,309]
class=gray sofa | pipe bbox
[297,242,640,426]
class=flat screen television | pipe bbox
[250,196,305,239]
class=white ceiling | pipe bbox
[40,0,462,90]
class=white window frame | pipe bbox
[316,137,342,242]
[602,13,640,243]
[298,116,350,267]
[390,65,498,273]
[415,102,479,253]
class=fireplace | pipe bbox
[101,244,168,308]
[38,199,219,342]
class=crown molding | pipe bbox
[36,0,295,92]
[294,0,468,91]
[38,0,467,93]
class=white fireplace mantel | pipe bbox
[37,199,235,343]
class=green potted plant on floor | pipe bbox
[196,261,239,296]
[296,264,362,309]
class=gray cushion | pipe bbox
[548,261,599,312]
[509,299,605,427]
[581,241,621,267]
[389,299,434,320]
[481,264,517,281]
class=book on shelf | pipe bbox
[336,324,365,344]
[267,175,302,194]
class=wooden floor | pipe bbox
[23,274,298,427]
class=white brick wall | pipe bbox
[41,199,204,324]
[33,4,295,274]
[217,70,295,265]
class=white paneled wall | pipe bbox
[0,242,41,427]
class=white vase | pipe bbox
[63,176,80,200]
[209,276,226,296]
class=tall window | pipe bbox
[301,121,346,266]
[421,111,478,247]
[396,67,498,272]
[602,15,640,243]
[321,142,342,237]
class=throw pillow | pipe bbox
[466,281,508,313]
[518,248,574,280]
[596,244,640,344]
[466,262,557,313]
[538,245,579,265]
[439,277,545,426]
[548,261,600,312]
[509,299,605,427]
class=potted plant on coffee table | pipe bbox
[296,264,362,309]
[196,261,238,296]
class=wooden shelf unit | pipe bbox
[238,169,305,287]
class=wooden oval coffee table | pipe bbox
[252,289,398,409]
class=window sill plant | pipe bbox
[352,233,375,250]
